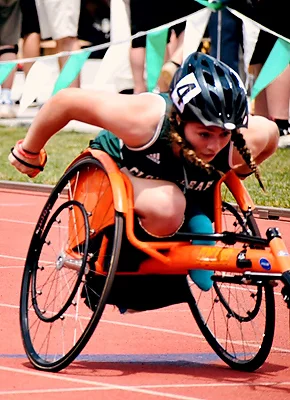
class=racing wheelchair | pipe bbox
[19,148,290,372]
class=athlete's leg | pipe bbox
[123,171,186,237]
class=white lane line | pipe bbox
[1,380,290,397]
[0,255,26,261]
[0,365,203,400]
[101,318,205,340]
[0,204,35,207]
[0,300,290,353]
[135,382,290,388]
[0,218,35,225]
[100,318,290,353]
[0,387,111,396]
[0,255,50,264]
[0,303,19,309]
[0,301,204,340]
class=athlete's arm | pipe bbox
[8,89,166,176]
[19,89,166,153]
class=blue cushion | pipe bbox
[187,212,215,291]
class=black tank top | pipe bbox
[90,94,232,197]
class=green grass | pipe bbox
[243,149,290,208]
[1,126,290,208]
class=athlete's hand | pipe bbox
[8,140,47,178]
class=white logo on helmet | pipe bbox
[224,122,236,130]
[171,72,202,113]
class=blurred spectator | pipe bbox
[249,0,290,136]
[158,1,249,93]
[0,0,21,118]
[35,0,82,88]
[20,0,40,77]
[207,8,243,74]
[158,1,259,92]
[15,0,41,106]
[78,0,110,59]
[129,0,202,94]
[157,30,185,93]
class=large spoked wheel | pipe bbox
[187,201,275,372]
[20,156,124,372]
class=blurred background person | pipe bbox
[158,0,254,93]
[35,0,82,88]
[0,0,21,118]
[207,7,243,75]
[20,0,40,78]
[129,0,202,94]
[15,0,41,106]
[249,0,290,137]
[78,0,110,59]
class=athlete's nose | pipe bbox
[207,138,221,153]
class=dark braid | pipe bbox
[231,129,265,191]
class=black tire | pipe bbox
[20,156,124,372]
[187,201,275,372]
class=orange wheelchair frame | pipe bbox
[19,147,290,373]
[70,148,290,277]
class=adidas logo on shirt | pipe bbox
[146,153,160,164]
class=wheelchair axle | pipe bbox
[55,250,89,274]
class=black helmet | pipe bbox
[169,52,248,130]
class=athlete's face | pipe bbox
[184,121,231,162]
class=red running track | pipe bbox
[1,187,290,400]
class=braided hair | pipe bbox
[169,108,217,176]
[231,129,265,190]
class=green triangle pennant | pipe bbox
[251,38,290,100]
[52,50,91,95]
[0,62,17,85]
[194,0,224,10]
[146,28,168,92]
